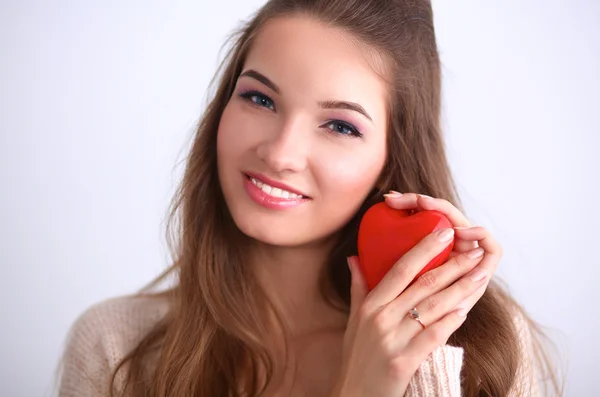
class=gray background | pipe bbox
[1,1,598,395]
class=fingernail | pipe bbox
[469,269,487,282]
[457,308,469,317]
[347,256,357,273]
[419,194,433,200]
[384,191,403,198]
[467,247,484,259]
[437,228,454,243]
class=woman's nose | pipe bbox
[256,119,309,173]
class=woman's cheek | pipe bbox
[218,104,259,156]
[323,155,383,197]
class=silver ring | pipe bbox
[409,307,426,329]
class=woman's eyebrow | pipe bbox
[240,69,280,94]
[239,69,373,123]
[319,100,373,123]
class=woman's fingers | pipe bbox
[402,227,501,335]
[384,193,470,228]
[453,226,487,240]
[363,226,495,312]
[382,225,500,337]
[383,246,485,322]
[454,283,487,315]
[415,195,477,253]
[458,226,502,275]
[473,227,503,261]
[365,228,455,310]
[384,193,476,253]
[402,309,468,360]
[450,227,502,314]
[399,261,488,332]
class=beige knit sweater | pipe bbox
[57,294,538,396]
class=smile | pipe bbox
[249,177,305,200]
[243,172,310,210]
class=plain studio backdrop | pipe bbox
[1,1,598,396]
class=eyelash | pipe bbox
[238,90,364,138]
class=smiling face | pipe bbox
[217,16,389,247]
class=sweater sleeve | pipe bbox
[403,308,542,397]
[404,345,464,397]
[56,295,168,397]
[57,302,117,397]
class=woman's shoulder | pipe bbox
[58,293,170,396]
[68,293,170,338]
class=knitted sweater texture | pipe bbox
[57,295,538,396]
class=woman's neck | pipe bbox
[249,239,348,336]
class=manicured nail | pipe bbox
[467,247,484,259]
[384,191,403,198]
[419,194,433,200]
[437,228,454,243]
[469,269,487,282]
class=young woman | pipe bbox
[58,0,561,396]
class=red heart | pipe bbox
[357,202,454,291]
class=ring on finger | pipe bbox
[408,307,426,330]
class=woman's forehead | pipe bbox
[242,16,390,124]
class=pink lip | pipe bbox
[242,174,310,210]
[244,172,309,197]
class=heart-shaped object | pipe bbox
[357,202,454,291]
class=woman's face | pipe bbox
[217,16,388,247]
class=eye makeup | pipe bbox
[235,85,367,139]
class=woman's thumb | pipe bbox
[347,256,368,322]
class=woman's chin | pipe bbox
[232,215,335,249]
[240,225,311,247]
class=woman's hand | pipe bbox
[384,192,502,315]
[330,193,502,397]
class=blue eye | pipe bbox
[323,120,363,138]
[239,90,275,111]
[238,90,362,138]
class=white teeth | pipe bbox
[261,184,272,194]
[251,178,264,189]
[249,177,303,200]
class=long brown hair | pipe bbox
[110,0,562,395]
